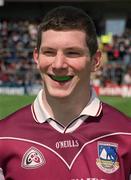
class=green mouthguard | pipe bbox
[53,76,72,82]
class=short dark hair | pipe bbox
[36,6,98,56]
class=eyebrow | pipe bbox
[40,47,55,51]
[40,46,88,51]
[65,47,90,54]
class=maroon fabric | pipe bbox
[0,103,131,180]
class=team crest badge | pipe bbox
[21,147,46,169]
[96,141,119,174]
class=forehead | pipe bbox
[41,30,87,48]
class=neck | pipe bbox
[42,89,91,126]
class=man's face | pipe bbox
[34,30,100,99]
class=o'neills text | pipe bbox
[56,140,79,149]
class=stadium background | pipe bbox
[0,0,131,119]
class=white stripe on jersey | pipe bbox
[0,168,5,180]
[1,132,131,170]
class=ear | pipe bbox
[91,50,102,72]
[33,48,39,65]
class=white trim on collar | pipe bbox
[31,88,102,124]
[80,89,102,117]
[32,89,51,123]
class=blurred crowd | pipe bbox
[95,30,131,87]
[0,19,131,91]
[0,20,42,89]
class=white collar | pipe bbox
[80,90,102,117]
[31,88,102,124]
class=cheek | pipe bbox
[39,64,49,74]
[37,57,51,72]
[70,60,90,72]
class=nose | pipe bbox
[52,51,67,69]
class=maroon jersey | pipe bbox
[0,90,131,180]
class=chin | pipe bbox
[46,89,72,99]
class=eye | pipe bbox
[42,50,56,57]
[65,51,81,58]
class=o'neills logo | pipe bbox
[56,139,79,149]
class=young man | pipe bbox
[0,6,131,180]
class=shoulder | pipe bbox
[102,102,129,119]
[1,104,32,121]
[100,102,131,129]
[0,104,33,133]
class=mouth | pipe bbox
[49,75,74,82]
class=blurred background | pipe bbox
[0,0,131,118]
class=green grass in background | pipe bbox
[100,96,131,117]
[0,95,131,119]
[0,95,35,120]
